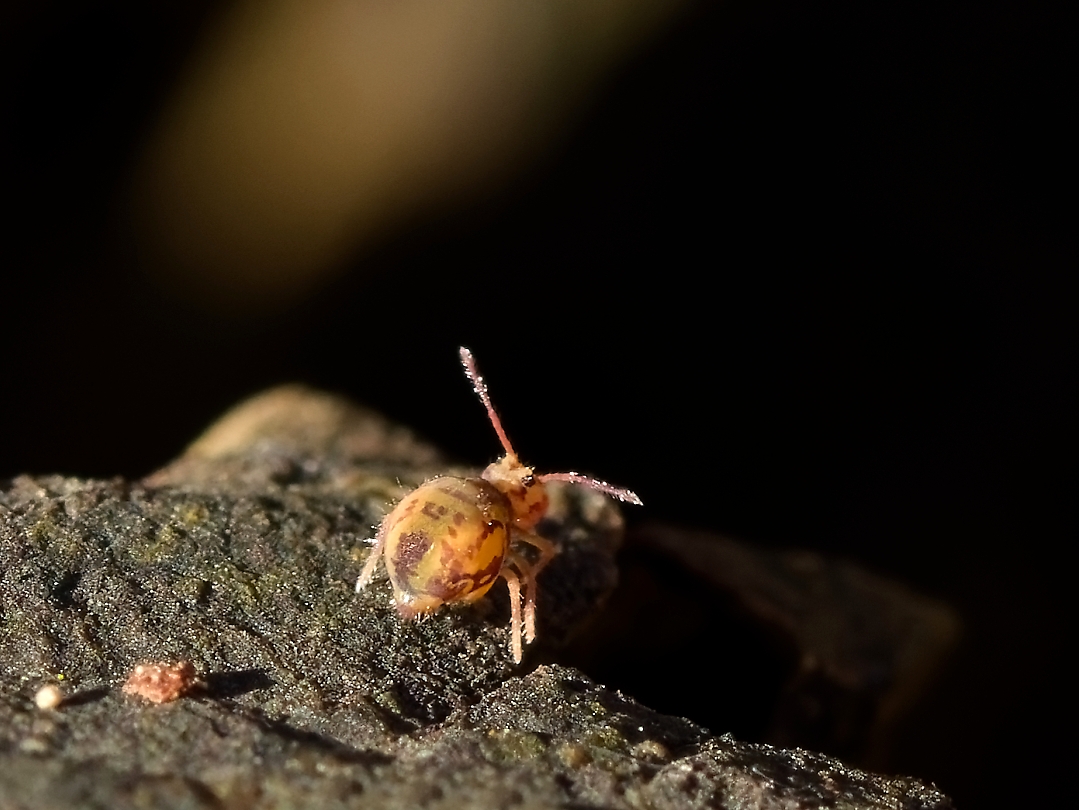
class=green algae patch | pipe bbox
[28,513,61,549]
[483,728,549,762]
[178,502,211,527]
[585,725,628,754]
[125,522,188,564]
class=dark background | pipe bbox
[1,1,1070,806]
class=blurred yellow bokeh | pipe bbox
[129,0,686,313]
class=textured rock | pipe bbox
[630,524,961,761]
[0,386,953,809]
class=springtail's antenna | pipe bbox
[538,472,643,505]
[459,347,517,459]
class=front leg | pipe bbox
[509,531,559,644]
[500,565,524,664]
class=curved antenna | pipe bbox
[459,347,517,459]
[538,472,643,505]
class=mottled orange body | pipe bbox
[356,347,641,663]
[382,477,511,618]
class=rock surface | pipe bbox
[628,524,960,762]
[0,386,954,809]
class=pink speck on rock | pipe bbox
[122,661,197,704]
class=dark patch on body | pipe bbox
[469,553,505,590]
[423,525,509,601]
[425,574,475,601]
[391,531,433,586]
[480,519,504,540]
[437,481,478,505]
[419,542,477,600]
[421,501,448,520]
